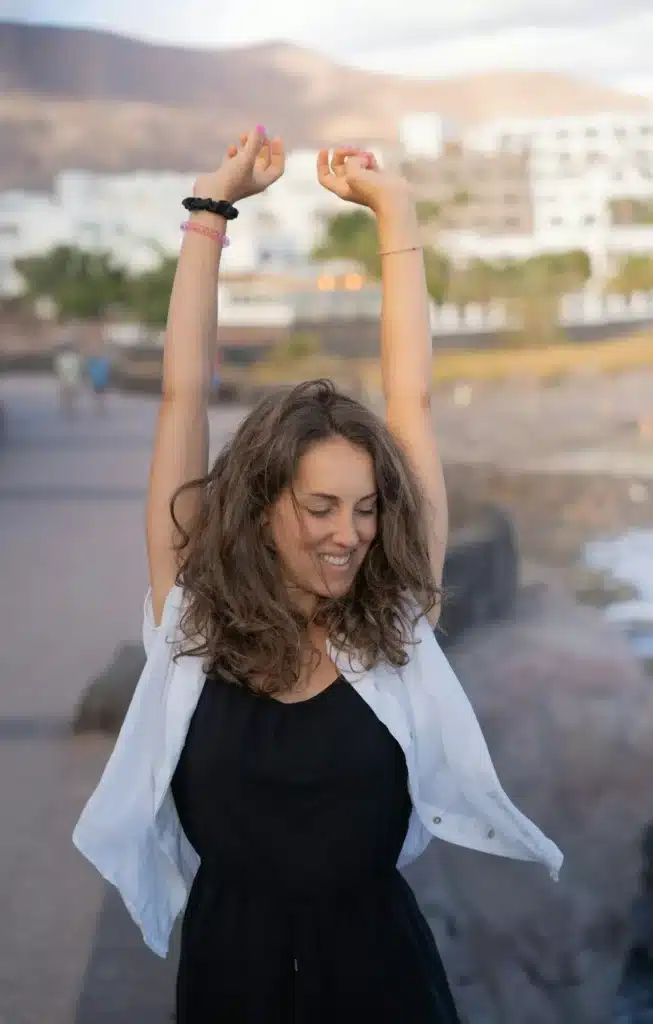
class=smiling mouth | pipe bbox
[319,553,353,567]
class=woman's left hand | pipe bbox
[316,147,412,214]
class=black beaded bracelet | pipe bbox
[182,197,239,221]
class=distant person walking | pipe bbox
[54,345,82,416]
[86,349,111,414]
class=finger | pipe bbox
[316,148,332,182]
[256,142,271,172]
[242,124,266,169]
[330,147,359,174]
[227,144,238,158]
[267,137,285,174]
[344,154,368,177]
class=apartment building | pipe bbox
[465,111,653,180]
[399,147,533,238]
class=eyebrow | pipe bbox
[306,491,378,502]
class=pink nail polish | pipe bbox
[256,124,266,136]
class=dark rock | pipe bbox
[439,502,519,647]
[614,826,653,1022]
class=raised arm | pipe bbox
[147,128,285,623]
[376,193,448,615]
[316,148,448,624]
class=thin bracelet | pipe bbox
[181,220,230,247]
[378,245,422,257]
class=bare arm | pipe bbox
[146,128,285,623]
[316,146,448,625]
[376,198,449,622]
[146,215,222,623]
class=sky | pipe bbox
[3,0,653,97]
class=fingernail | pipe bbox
[256,124,266,136]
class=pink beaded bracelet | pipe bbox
[180,220,230,247]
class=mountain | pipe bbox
[1,21,651,191]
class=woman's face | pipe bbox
[268,436,378,610]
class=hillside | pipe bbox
[0,21,650,190]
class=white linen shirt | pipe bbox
[73,585,563,958]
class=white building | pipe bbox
[445,109,653,276]
[0,151,351,295]
[465,111,653,173]
[398,113,458,160]
[4,112,653,300]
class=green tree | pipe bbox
[608,255,653,296]
[312,210,381,278]
[127,257,178,327]
[14,245,128,321]
[312,205,452,302]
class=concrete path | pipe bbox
[0,378,247,1023]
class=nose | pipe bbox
[331,509,359,549]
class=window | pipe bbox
[505,217,521,228]
[585,127,598,138]
[504,194,520,204]
[550,217,563,227]
[583,215,596,226]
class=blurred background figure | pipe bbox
[53,342,83,416]
[210,348,221,398]
[85,324,111,415]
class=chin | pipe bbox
[310,577,357,600]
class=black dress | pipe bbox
[171,671,460,1023]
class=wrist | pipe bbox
[193,176,239,205]
[376,196,420,251]
[187,210,228,234]
[375,189,418,225]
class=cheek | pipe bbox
[358,516,378,548]
[273,509,323,554]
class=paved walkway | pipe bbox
[0,378,248,1023]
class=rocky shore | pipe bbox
[446,463,651,607]
[427,368,651,612]
[404,578,653,1023]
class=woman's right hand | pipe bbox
[193,127,286,204]
[316,147,413,215]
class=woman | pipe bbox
[73,126,562,1022]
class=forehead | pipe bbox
[294,436,375,493]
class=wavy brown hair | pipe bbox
[171,379,441,696]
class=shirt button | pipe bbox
[433,816,442,825]
[487,828,496,839]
